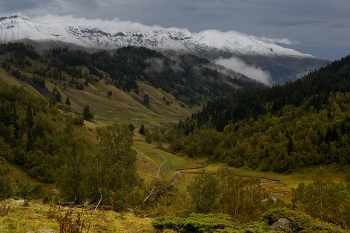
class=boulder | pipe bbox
[271,218,292,233]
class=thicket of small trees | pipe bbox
[57,123,142,210]
[0,81,141,209]
[291,167,350,228]
[153,167,350,232]
[187,168,267,224]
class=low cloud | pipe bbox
[28,14,189,36]
[329,23,348,29]
[145,58,164,73]
[33,14,168,33]
[259,37,300,45]
[258,18,328,28]
[215,57,271,85]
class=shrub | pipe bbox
[0,202,10,217]
[0,157,11,199]
[153,213,236,233]
[58,210,88,233]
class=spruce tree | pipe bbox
[139,124,145,135]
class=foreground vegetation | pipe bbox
[153,208,348,233]
[1,200,348,232]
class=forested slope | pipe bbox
[152,55,350,172]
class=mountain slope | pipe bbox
[0,15,328,84]
[164,55,350,172]
[0,42,263,127]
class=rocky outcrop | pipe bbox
[271,218,292,233]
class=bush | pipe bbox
[58,210,87,233]
[221,221,275,233]
[0,202,10,217]
[72,115,84,126]
[0,157,11,199]
[0,176,11,199]
[153,213,236,233]
[29,185,45,199]
[152,213,283,233]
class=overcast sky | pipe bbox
[1,0,349,61]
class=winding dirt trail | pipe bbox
[174,163,208,174]
[157,153,167,178]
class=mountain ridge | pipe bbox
[0,15,328,84]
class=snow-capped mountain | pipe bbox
[0,15,309,57]
[0,15,328,84]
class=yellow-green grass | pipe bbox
[0,71,43,98]
[135,149,159,185]
[0,56,48,92]
[205,162,346,183]
[0,200,154,233]
[56,79,200,127]
[56,80,192,129]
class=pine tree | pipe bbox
[143,94,150,105]
[25,102,34,129]
[83,105,92,120]
[65,97,71,106]
[139,124,145,135]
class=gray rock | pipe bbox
[271,218,292,233]
[6,198,25,204]
[38,230,58,233]
[26,230,58,233]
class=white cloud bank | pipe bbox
[215,57,271,85]
[24,14,300,46]
[259,37,300,45]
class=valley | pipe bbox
[1,42,350,232]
